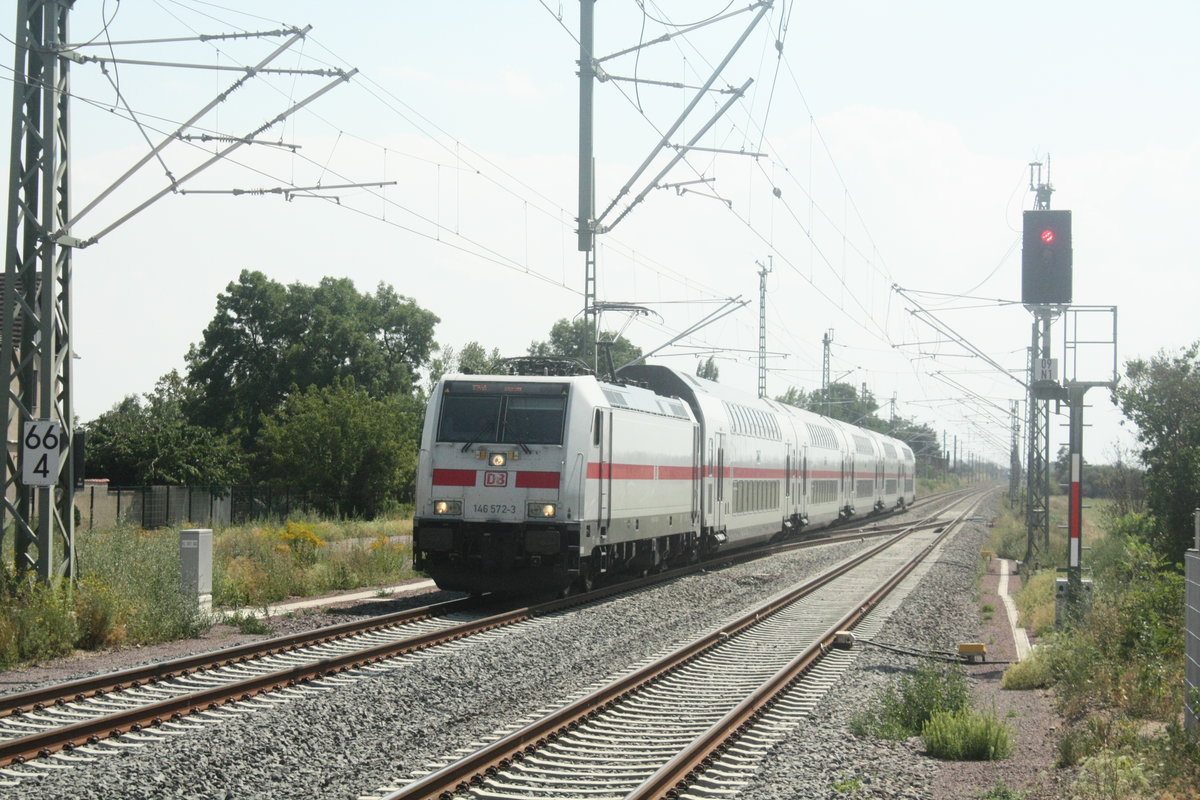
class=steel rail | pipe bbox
[0,488,973,768]
[378,489,983,800]
[0,594,482,716]
[628,495,986,799]
[0,597,553,766]
[0,488,958,718]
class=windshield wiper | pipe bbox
[460,422,496,453]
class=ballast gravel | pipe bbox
[8,500,996,800]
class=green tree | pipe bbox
[886,417,942,470]
[775,385,812,408]
[777,385,942,475]
[527,318,641,376]
[428,340,504,390]
[1113,342,1200,562]
[83,372,246,485]
[696,356,720,381]
[775,380,882,428]
[186,270,438,445]
[255,380,423,517]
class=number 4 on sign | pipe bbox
[21,421,62,487]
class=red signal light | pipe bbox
[1040,228,1055,244]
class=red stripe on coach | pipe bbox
[587,463,656,480]
[657,465,699,480]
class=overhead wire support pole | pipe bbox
[2,0,76,582]
[77,68,358,247]
[577,0,596,365]
[68,25,314,230]
[595,0,770,64]
[178,180,397,198]
[594,1,772,228]
[64,27,304,48]
[821,329,833,416]
[65,55,341,76]
[617,297,748,371]
[757,257,772,398]
[603,77,753,233]
[893,284,1027,389]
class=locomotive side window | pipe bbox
[437,395,502,443]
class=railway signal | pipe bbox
[1021,209,1073,305]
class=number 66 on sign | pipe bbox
[21,421,62,487]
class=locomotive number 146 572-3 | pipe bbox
[473,503,518,515]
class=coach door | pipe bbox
[801,446,809,506]
[691,426,701,524]
[595,408,612,535]
[714,433,726,531]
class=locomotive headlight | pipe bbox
[528,502,556,518]
[434,500,462,515]
[489,453,507,467]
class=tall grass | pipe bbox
[0,512,421,669]
[77,525,210,644]
[850,661,970,739]
[0,524,209,668]
[1006,509,1199,797]
[922,709,1013,760]
[212,519,418,607]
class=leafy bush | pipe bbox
[213,520,416,608]
[223,611,272,635]
[1014,569,1057,637]
[74,525,208,645]
[1035,525,1184,721]
[922,709,1013,760]
[277,520,326,566]
[985,510,1029,561]
[0,575,78,667]
[73,577,128,649]
[851,661,969,739]
[980,781,1027,799]
[1151,719,1200,795]
[0,514,417,668]
[1089,512,1158,583]
[1001,652,1051,690]
[1070,752,1150,799]
[1056,727,1084,768]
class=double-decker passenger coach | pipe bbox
[413,359,915,595]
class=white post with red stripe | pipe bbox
[1065,384,1088,622]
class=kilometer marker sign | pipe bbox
[21,421,62,487]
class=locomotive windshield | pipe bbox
[437,381,568,446]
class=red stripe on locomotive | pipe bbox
[515,471,561,489]
[432,469,477,486]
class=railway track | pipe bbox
[0,487,978,782]
[367,489,986,800]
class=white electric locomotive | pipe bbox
[412,361,916,594]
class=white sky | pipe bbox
[3,0,1197,467]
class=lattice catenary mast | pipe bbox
[2,0,77,582]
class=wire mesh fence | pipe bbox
[76,482,332,530]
